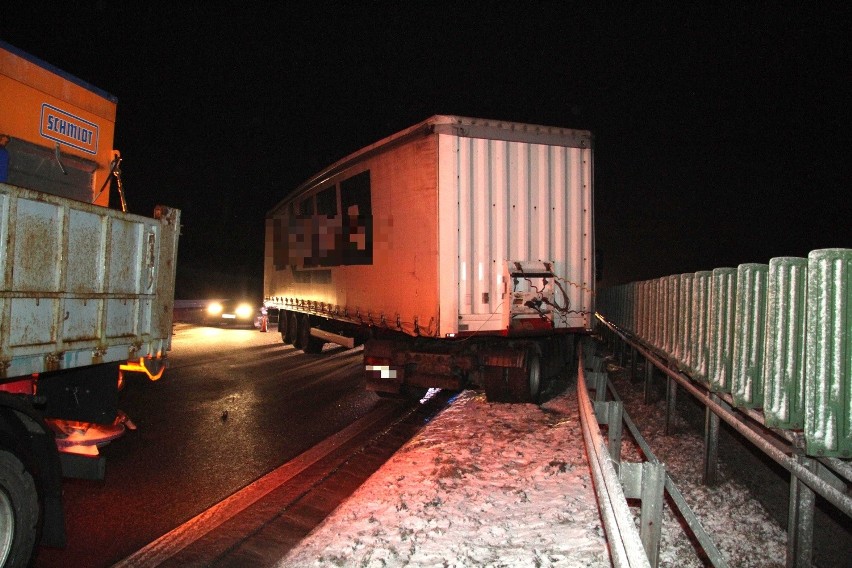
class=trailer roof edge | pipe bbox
[268,115,592,217]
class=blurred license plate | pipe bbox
[222,314,236,319]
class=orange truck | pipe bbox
[0,40,180,565]
[265,115,595,403]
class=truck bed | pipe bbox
[0,182,180,380]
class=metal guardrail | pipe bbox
[597,360,729,567]
[577,343,652,568]
[596,314,852,568]
[599,315,852,518]
[580,340,730,568]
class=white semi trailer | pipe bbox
[265,115,594,403]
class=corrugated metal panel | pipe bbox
[677,273,694,367]
[645,278,660,347]
[708,267,737,393]
[450,135,594,333]
[763,257,808,429]
[631,281,640,334]
[645,279,654,343]
[731,263,769,408]
[637,280,649,341]
[689,271,713,383]
[612,285,624,329]
[664,274,680,358]
[658,277,669,352]
[655,278,665,350]
[805,248,852,457]
[598,248,850,459]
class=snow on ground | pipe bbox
[280,388,610,567]
[280,346,789,568]
[606,357,788,568]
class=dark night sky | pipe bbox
[2,2,849,298]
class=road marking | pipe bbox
[112,401,403,567]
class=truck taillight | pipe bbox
[0,376,36,395]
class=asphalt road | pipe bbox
[33,324,384,568]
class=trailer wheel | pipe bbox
[482,367,511,403]
[293,314,308,350]
[521,350,542,403]
[0,450,39,568]
[295,314,325,354]
[283,311,297,345]
[507,360,540,403]
[483,350,542,404]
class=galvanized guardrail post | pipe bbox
[787,437,816,568]
[583,342,666,566]
[644,357,655,404]
[703,393,721,486]
[620,461,666,567]
[665,375,678,435]
[594,399,624,466]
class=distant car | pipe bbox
[203,300,258,327]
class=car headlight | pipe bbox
[207,302,223,315]
[235,303,253,318]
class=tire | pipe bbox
[282,311,296,345]
[294,314,309,351]
[482,366,511,403]
[524,350,542,402]
[303,335,325,354]
[0,450,39,568]
[508,350,541,403]
[301,315,326,354]
[294,314,325,353]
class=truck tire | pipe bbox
[482,367,510,403]
[512,350,541,403]
[283,311,297,345]
[295,314,324,354]
[303,336,325,354]
[0,450,39,568]
[483,350,542,404]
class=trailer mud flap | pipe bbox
[38,362,120,424]
[59,452,106,480]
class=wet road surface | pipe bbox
[33,324,389,568]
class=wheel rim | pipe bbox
[0,488,15,567]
